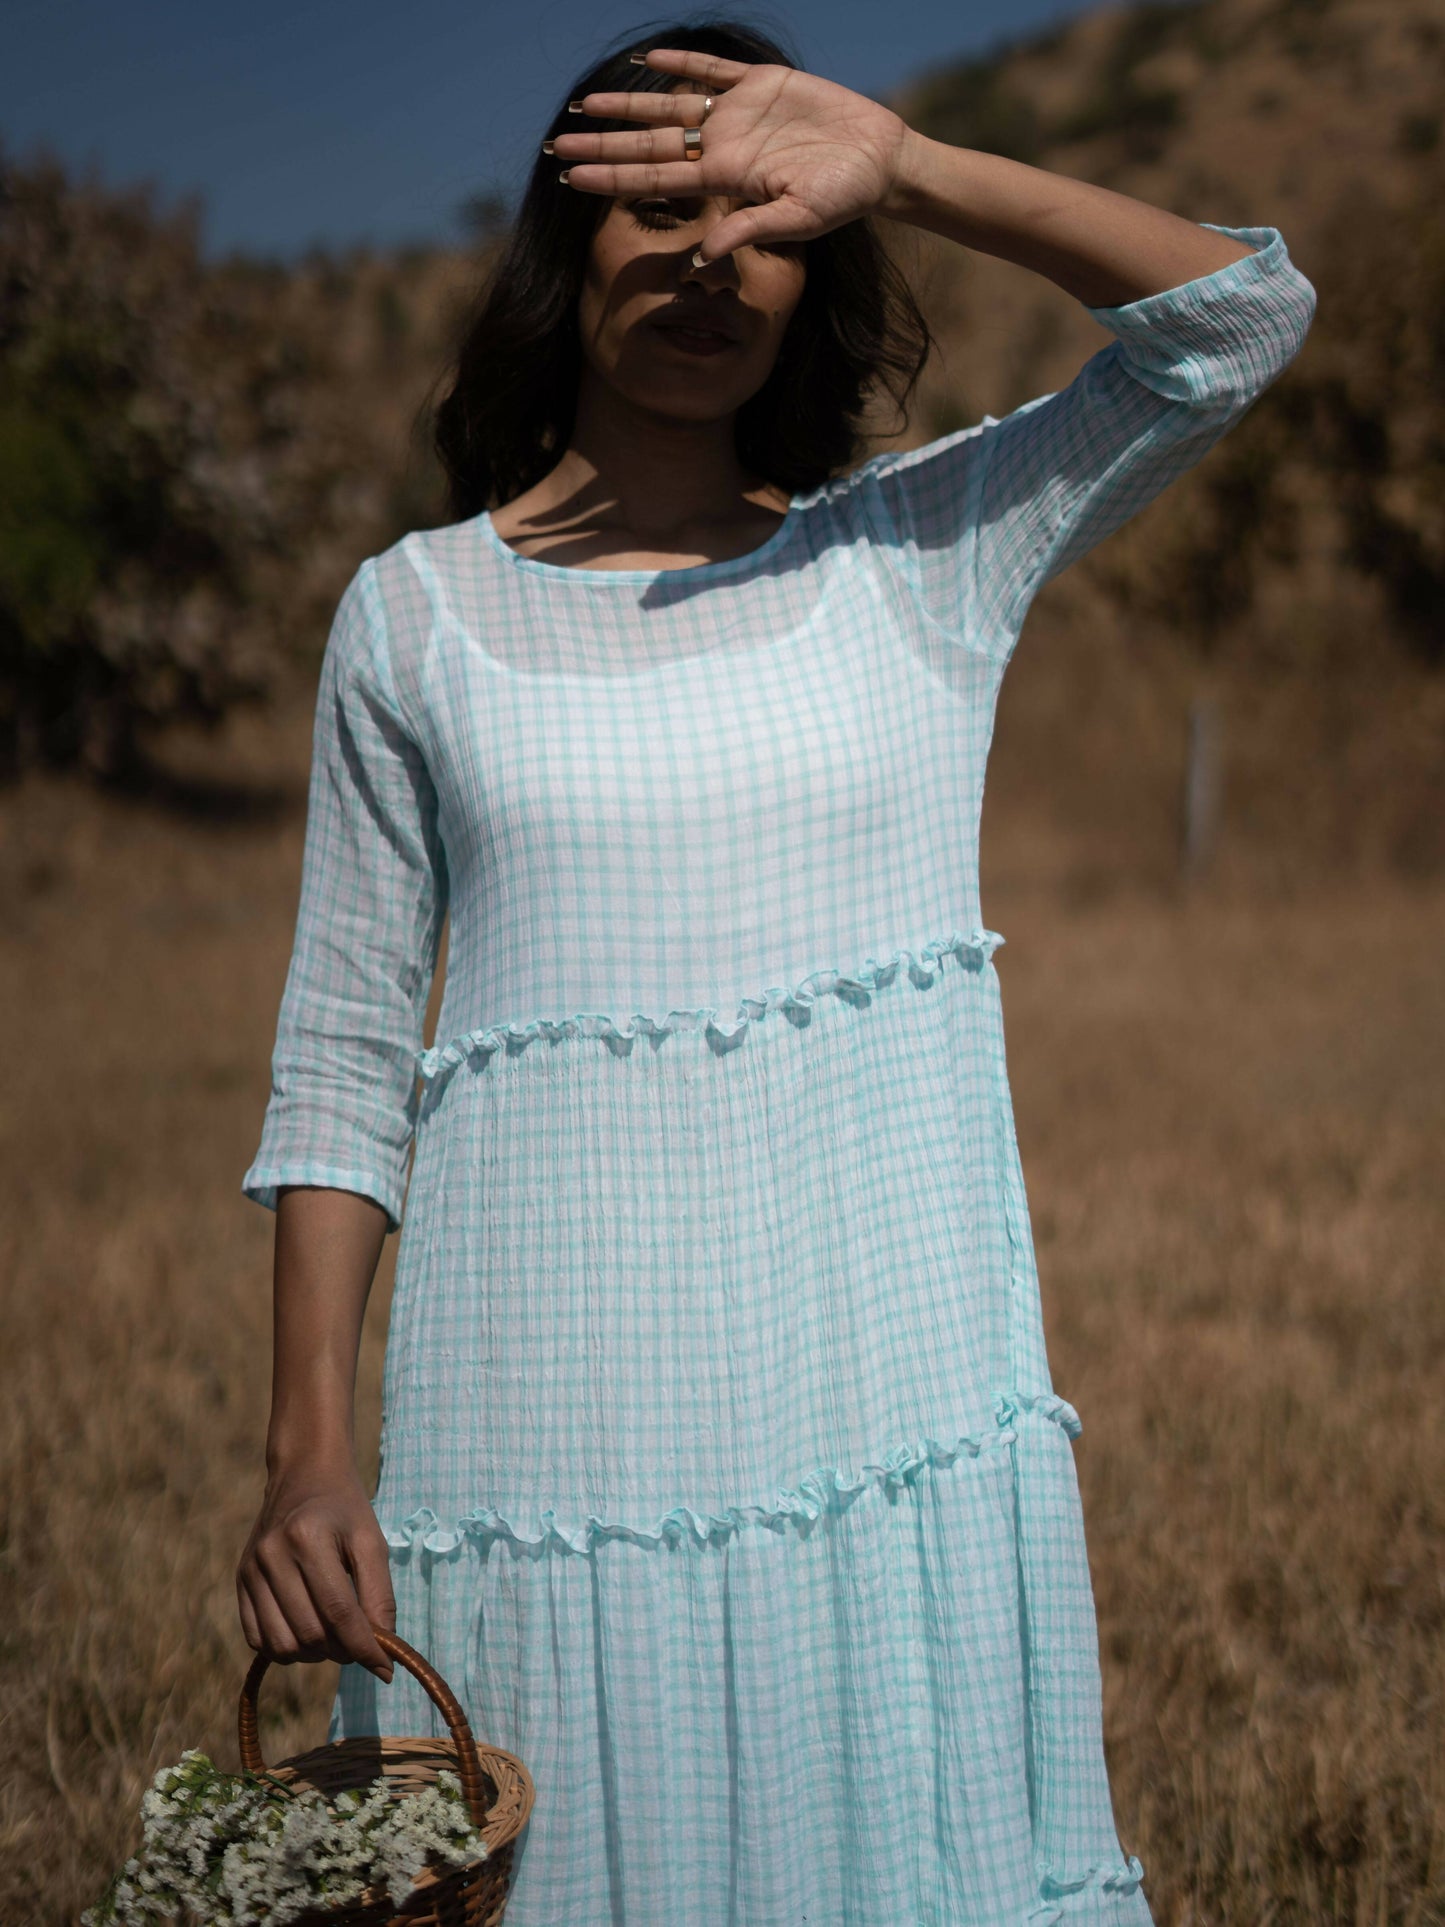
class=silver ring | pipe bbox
[682,126,703,161]
[699,95,715,121]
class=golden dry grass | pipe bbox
[0,681,1441,1925]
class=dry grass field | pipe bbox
[0,664,1440,1926]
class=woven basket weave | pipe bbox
[237,1628,535,1927]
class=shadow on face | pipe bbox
[577,86,807,422]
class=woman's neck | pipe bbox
[535,376,788,537]
[488,378,791,570]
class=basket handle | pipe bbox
[238,1629,493,1831]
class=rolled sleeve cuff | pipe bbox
[241,1159,408,1234]
[1084,223,1317,404]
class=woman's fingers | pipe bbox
[558,160,741,198]
[236,1570,263,1655]
[552,127,717,166]
[345,1529,399,1679]
[243,1510,398,1680]
[626,47,754,88]
[237,1463,401,1679]
[571,88,725,125]
[253,1531,334,1658]
[243,1562,312,1665]
[692,196,820,262]
[294,1535,395,1681]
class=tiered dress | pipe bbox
[244,223,1315,1925]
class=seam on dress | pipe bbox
[415,929,1006,1104]
[374,1392,1084,1557]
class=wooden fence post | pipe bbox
[1182,692,1222,881]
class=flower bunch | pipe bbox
[83,1748,488,1925]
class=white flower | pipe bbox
[82,1750,489,1925]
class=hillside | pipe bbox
[883,0,1445,656]
[876,0,1445,883]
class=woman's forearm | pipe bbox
[238,1184,397,1680]
[877,133,1255,308]
[266,1186,390,1474]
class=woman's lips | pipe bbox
[651,320,740,356]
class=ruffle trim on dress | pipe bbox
[378,1387,1078,1558]
[1026,1855,1147,1921]
[415,927,1005,1088]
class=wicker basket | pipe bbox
[237,1628,535,1927]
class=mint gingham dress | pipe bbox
[245,224,1314,1925]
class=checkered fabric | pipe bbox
[245,224,1314,1925]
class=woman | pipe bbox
[238,19,1315,1924]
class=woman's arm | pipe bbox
[238,558,448,1675]
[560,47,1259,304]
[236,1187,396,1682]
[877,136,1255,307]
[859,221,1315,652]
[561,51,1314,654]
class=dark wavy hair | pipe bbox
[431,14,935,522]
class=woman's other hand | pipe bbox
[236,1453,396,1681]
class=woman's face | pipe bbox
[575,88,807,425]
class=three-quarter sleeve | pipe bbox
[861,223,1317,656]
[242,559,449,1231]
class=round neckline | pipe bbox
[479,492,806,584]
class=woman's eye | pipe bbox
[631,200,684,229]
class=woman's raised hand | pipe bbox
[551,47,916,264]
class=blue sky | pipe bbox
[3,0,1091,261]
